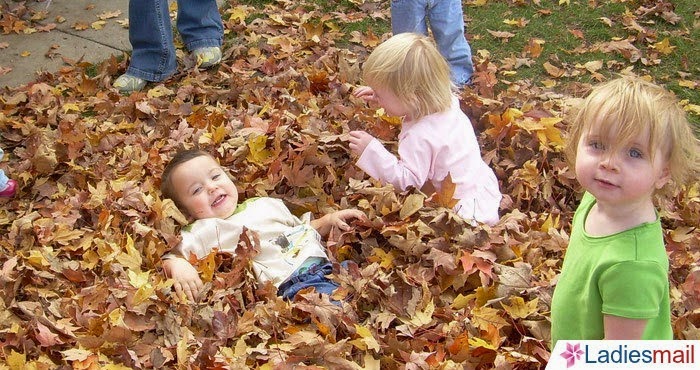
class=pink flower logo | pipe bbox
[560,342,584,368]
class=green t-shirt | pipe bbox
[550,192,671,349]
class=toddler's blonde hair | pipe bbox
[361,32,454,120]
[565,76,699,193]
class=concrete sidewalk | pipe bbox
[0,0,130,89]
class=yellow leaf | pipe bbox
[134,285,156,306]
[199,252,217,283]
[246,134,273,165]
[408,300,435,327]
[116,234,143,271]
[582,60,603,73]
[678,80,696,89]
[209,124,226,144]
[7,350,26,370]
[108,308,126,327]
[501,296,539,319]
[368,248,398,269]
[559,0,570,5]
[27,250,50,268]
[537,116,564,150]
[543,61,564,77]
[228,6,249,23]
[539,213,560,232]
[683,103,700,116]
[469,336,497,350]
[62,103,80,113]
[91,20,106,30]
[399,193,425,219]
[354,324,381,352]
[652,38,675,55]
[20,51,31,57]
[146,85,174,98]
[452,294,471,310]
[471,306,509,331]
[128,269,150,289]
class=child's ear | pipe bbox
[654,166,671,190]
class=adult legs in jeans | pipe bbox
[126,0,223,82]
[391,0,474,86]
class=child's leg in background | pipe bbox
[427,0,474,86]
[391,0,430,36]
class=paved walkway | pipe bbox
[0,0,129,89]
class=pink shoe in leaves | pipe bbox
[0,179,17,198]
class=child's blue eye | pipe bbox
[192,187,202,195]
[590,141,605,150]
[629,148,643,159]
[212,174,220,180]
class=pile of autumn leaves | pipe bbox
[0,1,698,369]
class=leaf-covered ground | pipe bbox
[0,0,698,369]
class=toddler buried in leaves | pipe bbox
[159,149,366,301]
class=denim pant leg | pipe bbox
[176,0,223,52]
[277,262,339,300]
[391,0,430,35]
[0,148,6,189]
[126,0,177,82]
[428,0,474,85]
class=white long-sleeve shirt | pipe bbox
[356,97,501,225]
[165,197,328,287]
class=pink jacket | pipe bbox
[356,97,501,224]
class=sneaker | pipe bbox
[113,74,147,93]
[0,179,17,198]
[193,46,222,68]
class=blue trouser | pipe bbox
[126,0,223,82]
[277,262,340,300]
[391,0,474,85]
[0,148,7,189]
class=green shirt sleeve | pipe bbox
[599,260,666,319]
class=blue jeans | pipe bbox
[391,0,474,85]
[126,0,223,82]
[0,148,7,189]
[277,261,339,300]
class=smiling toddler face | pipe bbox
[169,154,239,220]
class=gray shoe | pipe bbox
[113,74,147,93]
[193,46,222,68]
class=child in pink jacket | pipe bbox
[349,33,501,225]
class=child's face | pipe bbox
[170,155,239,220]
[372,86,412,119]
[575,123,669,208]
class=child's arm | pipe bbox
[162,257,204,302]
[348,130,375,157]
[310,209,366,238]
[604,315,647,339]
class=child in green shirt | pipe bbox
[551,76,699,348]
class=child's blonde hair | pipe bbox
[565,76,699,193]
[361,32,454,120]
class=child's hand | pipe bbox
[353,86,377,102]
[162,257,204,302]
[312,209,367,237]
[349,130,374,156]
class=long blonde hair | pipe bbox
[361,33,454,120]
[565,76,699,192]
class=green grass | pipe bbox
[465,0,698,125]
